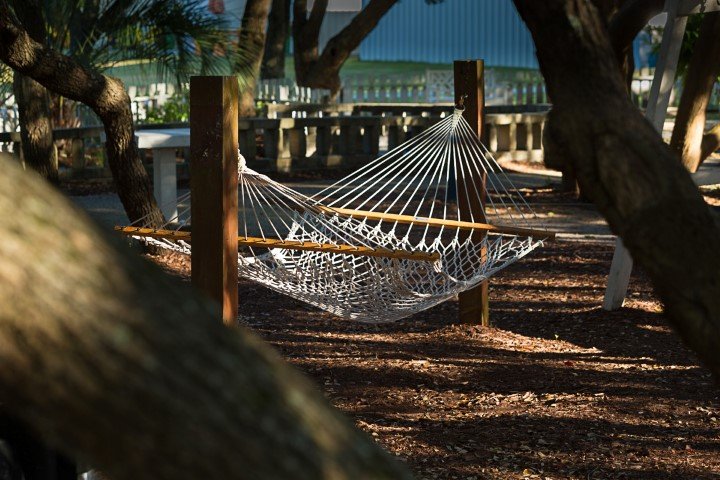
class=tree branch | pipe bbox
[608,0,664,55]
[0,0,163,226]
[320,0,396,60]
[701,123,720,160]
[292,0,309,32]
[0,4,113,113]
[296,0,397,93]
[307,0,328,36]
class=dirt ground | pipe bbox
[141,169,720,480]
[152,235,720,480]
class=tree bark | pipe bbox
[0,1,164,227]
[260,0,290,80]
[700,122,720,161]
[10,0,58,184]
[0,413,76,480]
[669,12,720,172]
[607,0,664,59]
[236,0,272,117]
[12,72,58,184]
[513,0,720,379]
[292,0,326,88]
[0,155,413,480]
[547,0,635,193]
[293,0,398,96]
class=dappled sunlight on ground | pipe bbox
[153,240,720,479]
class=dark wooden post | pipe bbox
[454,59,490,326]
[190,76,239,327]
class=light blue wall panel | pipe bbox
[358,0,538,68]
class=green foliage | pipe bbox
[648,14,707,79]
[14,0,236,86]
[144,91,189,124]
[677,14,704,78]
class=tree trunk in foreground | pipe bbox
[0,156,413,480]
[293,0,397,96]
[261,0,290,80]
[0,1,163,227]
[236,0,272,117]
[0,413,76,480]
[669,12,720,172]
[513,0,720,379]
[10,0,58,184]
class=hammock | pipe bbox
[118,109,551,322]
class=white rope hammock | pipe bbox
[118,109,550,322]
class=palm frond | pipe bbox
[36,0,248,86]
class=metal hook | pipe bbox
[456,94,468,111]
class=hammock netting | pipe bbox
[121,109,549,322]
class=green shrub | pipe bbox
[145,91,189,123]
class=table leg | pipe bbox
[152,148,178,222]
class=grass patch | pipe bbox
[105,56,541,88]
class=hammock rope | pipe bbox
[120,109,551,322]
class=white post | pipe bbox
[603,0,687,310]
[153,148,178,222]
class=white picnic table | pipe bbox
[135,128,189,222]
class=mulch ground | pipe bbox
[151,238,720,480]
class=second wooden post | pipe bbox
[190,76,239,326]
[454,59,490,326]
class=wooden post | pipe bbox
[454,59,490,326]
[190,76,239,326]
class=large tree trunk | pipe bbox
[260,0,290,80]
[669,12,720,173]
[236,0,272,117]
[548,0,637,194]
[293,0,398,96]
[513,0,720,379]
[0,2,164,227]
[10,0,58,184]
[0,155,413,480]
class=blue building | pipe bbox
[358,0,538,68]
[206,0,538,68]
[207,0,651,71]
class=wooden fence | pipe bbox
[0,106,549,178]
[243,109,547,173]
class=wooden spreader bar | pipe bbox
[115,226,440,262]
[323,207,556,240]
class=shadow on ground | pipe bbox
[157,240,720,479]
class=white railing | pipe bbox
[0,73,552,132]
[256,78,331,103]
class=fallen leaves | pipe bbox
[150,231,720,480]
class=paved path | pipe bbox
[71,160,720,241]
